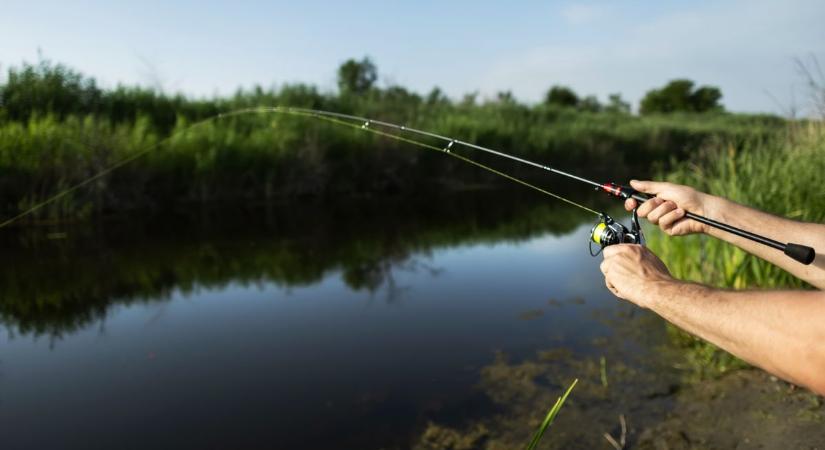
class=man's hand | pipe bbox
[624,180,714,236]
[600,244,674,308]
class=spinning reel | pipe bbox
[588,208,644,256]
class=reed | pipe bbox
[525,379,578,450]
[646,121,825,377]
[0,60,787,221]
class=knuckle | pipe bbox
[624,199,635,211]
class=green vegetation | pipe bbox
[647,122,825,378]
[640,79,723,114]
[0,57,785,223]
[525,379,578,450]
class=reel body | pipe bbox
[589,208,644,256]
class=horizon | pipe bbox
[2,0,824,115]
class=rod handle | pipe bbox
[631,192,652,203]
[600,183,817,265]
[785,243,816,265]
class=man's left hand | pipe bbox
[600,245,673,308]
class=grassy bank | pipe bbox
[0,60,786,223]
[0,104,783,223]
[647,122,825,378]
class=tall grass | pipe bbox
[646,122,825,377]
[0,59,787,221]
[0,110,783,222]
[525,379,578,450]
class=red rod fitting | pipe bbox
[601,183,623,197]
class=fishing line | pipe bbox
[1,107,814,265]
[0,107,598,229]
[292,112,600,215]
[0,117,223,229]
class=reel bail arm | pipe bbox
[589,208,644,256]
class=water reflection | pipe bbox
[0,190,598,338]
[0,190,651,450]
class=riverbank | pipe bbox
[0,60,786,224]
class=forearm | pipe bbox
[649,280,825,395]
[701,195,825,288]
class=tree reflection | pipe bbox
[0,190,596,337]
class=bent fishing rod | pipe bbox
[263,107,815,265]
[1,106,816,265]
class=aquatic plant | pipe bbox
[524,378,578,450]
[647,121,825,378]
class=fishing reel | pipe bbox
[588,208,644,256]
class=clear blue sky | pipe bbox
[2,0,823,114]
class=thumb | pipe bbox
[630,179,669,195]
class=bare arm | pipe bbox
[600,245,825,395]
[625,180,825,289]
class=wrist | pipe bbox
[642,278,685,310]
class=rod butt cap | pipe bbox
[785,243,816,265]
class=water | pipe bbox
[0,192,677,449]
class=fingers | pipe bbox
[602,245,620,258]
[601,258,619,295]
[636,196,663,218]
[658,207,686,232]
[602,244,637,259]
[647,201,678,225]
[605,278,618,296]
[630,179,671,195]
[624,198,637,212]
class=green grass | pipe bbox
[647,122,825,378]
[0,58,789,223]
[525,378,578,450]
[0,109,784,222]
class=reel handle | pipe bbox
[600,183,816,265]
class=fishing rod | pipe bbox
[1,106,815,265]
[266,107,815,265]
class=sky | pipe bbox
[2,0,823,114]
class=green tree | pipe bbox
[496,90,517,105]
[545,85,579,108]
[605,93,631,114]
[460,91,479,107]
[337,57,378,95]
[578,95,602,112]
[640,79,723,114]
[691,86,723,112]
[0,59,102,121]
[425,87,450,106]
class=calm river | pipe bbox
[1,191,684,449]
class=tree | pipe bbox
[0,59,102,121]
[545,85,579,108]
[426,87,449,106]
[691,86,723,112]
[578,95,602,112]
[337,57,377,95]
[640,79,723,114]
[605,93,631,114]
[496,90,517,105]
[460,91,479,107]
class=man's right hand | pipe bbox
[624,179,714,236]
